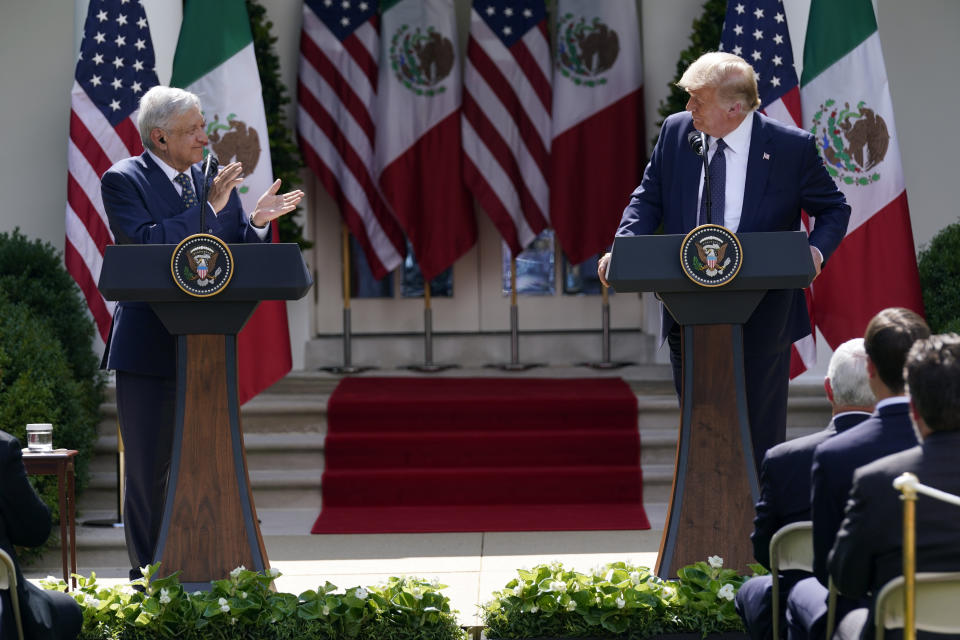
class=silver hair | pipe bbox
[827,337,875,407]
[136,86,201,151]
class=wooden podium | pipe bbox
[607,230,814,578]
[99,243,312,589]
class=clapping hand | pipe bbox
[250,179,305,228]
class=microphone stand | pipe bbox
[699,132,712,225]
[198,155,216,234]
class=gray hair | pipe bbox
[137,86,201,151]
[826,338,874,407]
[677,51,761,112]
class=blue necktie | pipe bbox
[174,173,199,211]
[699,138,726,227]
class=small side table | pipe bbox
[22,449,79,589]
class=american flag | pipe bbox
[66,0,159,344]
[297,0,406,279]
[720,0,815,376]
[461,0,551,255]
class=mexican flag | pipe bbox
[799,0,924,346]
[171,0,292,404]
[374,0,476,281]
[550,0,645,265]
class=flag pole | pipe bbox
[403,271,456,372]
[488,256,540,371]
[321,224,375,374]
[579,272,633,370]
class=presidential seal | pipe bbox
[171,234,234,298]
[679,224,743,288]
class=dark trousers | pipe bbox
[668,324,791,470]
[115,371,176,581]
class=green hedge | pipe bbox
[917,221,960,334]
[0,229,104,541]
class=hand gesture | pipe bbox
[597,252,612,287]
[207,161,244,213]
[251,179,305,227]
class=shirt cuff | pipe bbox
[249,214,270,239]
[811,245,824,264]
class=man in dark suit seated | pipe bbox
[0,430,82,640]
[829,333,960,640]
[100,85,304,581]
[786,308,930,640]
[736,338,874,640]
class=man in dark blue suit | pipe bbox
[735,338,874,640]
[829,333,960,640]
[598,52,850,468]
[786,308,929,640]
[1,430,82,640]
[100,86,304,581]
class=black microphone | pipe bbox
[688,131,712,225]
[198,154,219,234]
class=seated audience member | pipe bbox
[0,429,82,640]
[736,338,874,640]
[829,333,960,640]
[787,308,929,640]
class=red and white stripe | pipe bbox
[461,7,551,255]
[297,5,405,279]
[66,84,144,344]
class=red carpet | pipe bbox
[311,377,649,534]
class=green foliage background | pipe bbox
[917,221,960,334]
[0,229,104,545]
[653,0,727,144]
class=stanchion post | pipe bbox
[578,282,634,370]
[487,257,541,372]
[402,277,457,372]
[320,224,376,374]
[897,472,918,640]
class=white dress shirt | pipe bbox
[698,113,753,232]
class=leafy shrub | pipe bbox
[482,558,750,639]
[917,221,960,333]
[42,565,464,640]
[0,229,104,539]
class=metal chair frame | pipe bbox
[0,548,26,640]
[769,520,815,640]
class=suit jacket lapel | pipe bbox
[142,152,183,216]
[739,112,773,232]
[679,121,704,232]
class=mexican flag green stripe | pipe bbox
[170,1,251,88]
[170,0,293,405]
[800,0,877,85]
[797,0,925,356]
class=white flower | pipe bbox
[240,591,247,599]
[604,569,615,582]
[565,600,577,612]
[430,577,441,587]
[220,603,231,613]
[411,588,423,600]
[159,588,171,604]
[529,604,539,613]
[616,596,626,609]
[717,583,735,601]
[231,617,237,625]
[354,587,368,600]
[139,566,150,577]
[513,585,524,596]
[219,597,228,606]
[708,555,723,569]
[46,575,59,583]
[549,580,567,593]
[661,584,676,598]
[268,567,280,578]
[192,591,202,597]
[629,571,642,585]
[230,566,246,579]
[322,605,331,616]
[121,586,137,596]
[84,595,101,608]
